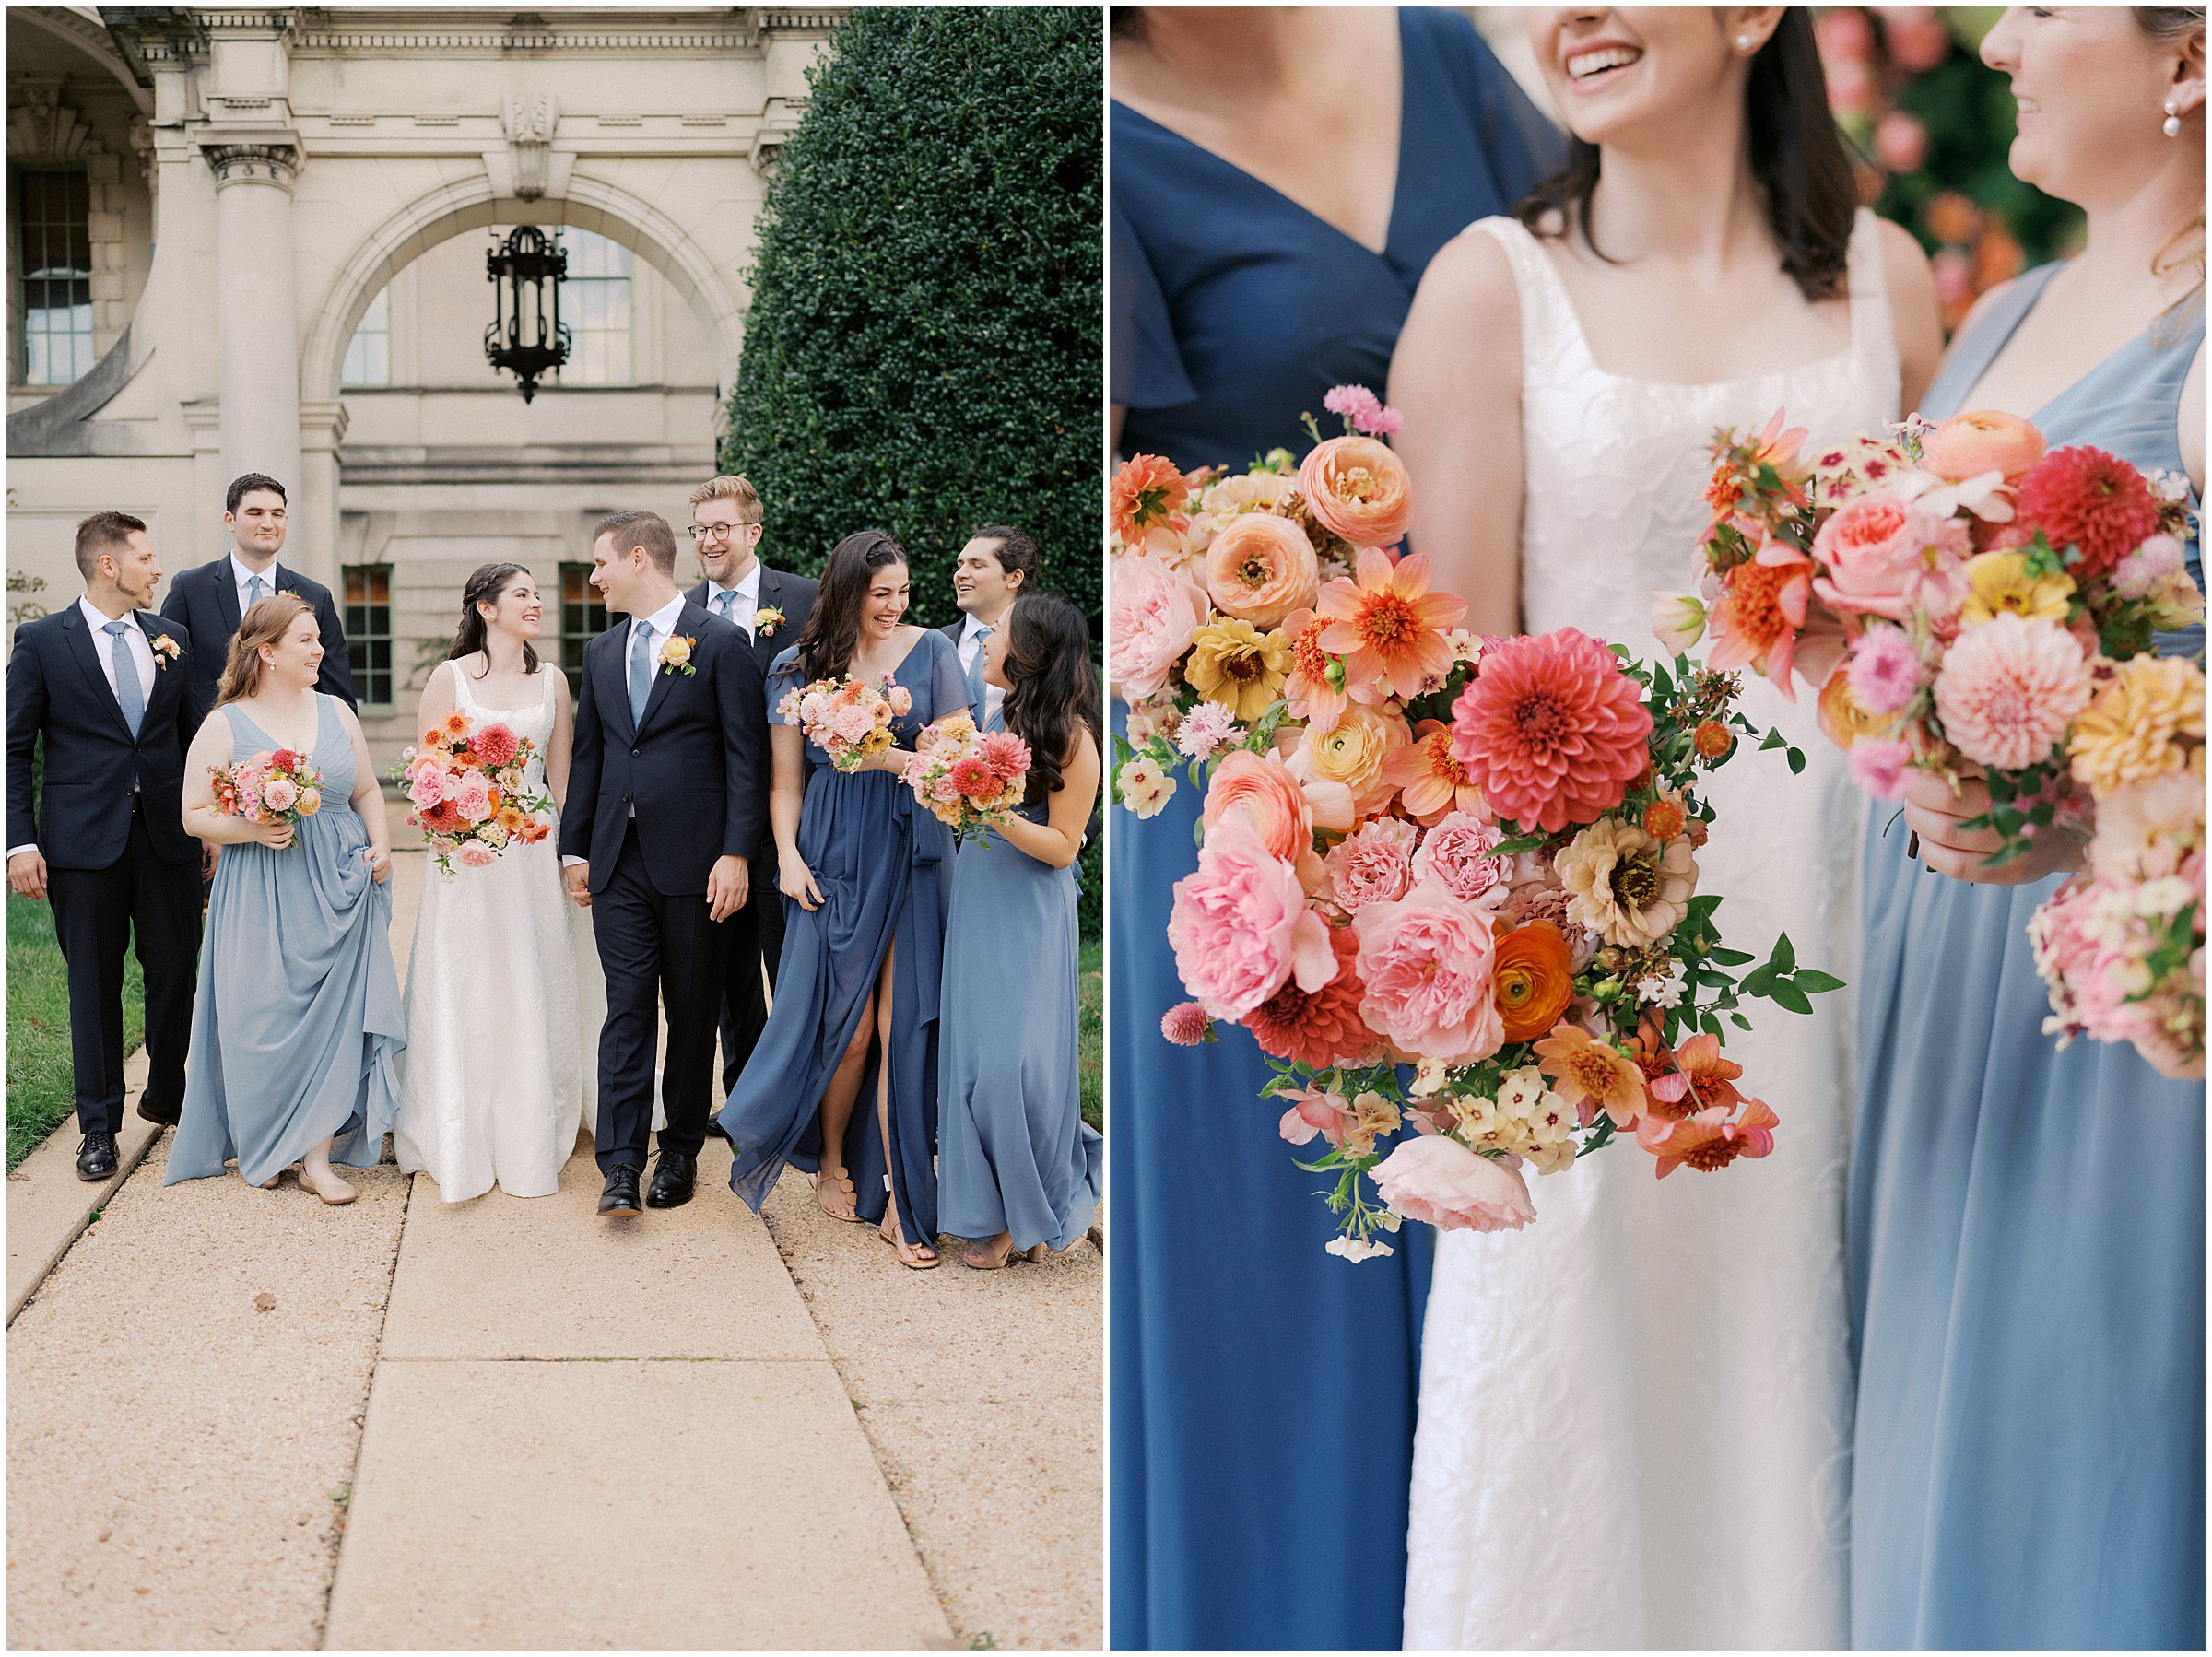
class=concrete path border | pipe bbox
[7,1047,159,1324]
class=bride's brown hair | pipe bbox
[1517,9,1857,303]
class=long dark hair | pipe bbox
[1518,10,1857,302]
[1000,591,1100,809]
[794,530,909,683]
[448,562,541,676]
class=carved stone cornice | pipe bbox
[204,140,300,189]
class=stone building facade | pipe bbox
[6,6,840,755]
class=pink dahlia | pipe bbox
[1845,625,1924,715]
[1315,547,1465,702]
[1242,922,1383,1068]
[1159,1002,1213,1045]
[472,723,520,769]
[1447,629,1653,833]
[1351,877,1505,1064]
[948,755,999,800]
[2015,445,2159,581]
[1932,612,2094,772]
[1167,809,1335,1023]
[1371,1134,1534,1234]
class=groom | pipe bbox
[560,510,767,1217]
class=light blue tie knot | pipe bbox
[246,572,268,611]
[105,621,145,738]
[629,619,653,726]
[714,590,738,620]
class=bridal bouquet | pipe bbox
[779,673,912,771]
[1663,408,2204,1075]
[901,711,1030,844]
[1110,388,1840,1258]
[211,747,324,829]
[394,711,554,878]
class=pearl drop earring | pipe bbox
[2163,98,2183,138]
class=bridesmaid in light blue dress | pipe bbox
[167,593,404,1202]
[1850,11,2205,1647]
[718,533,969,1268]
[936,593,1102,1268]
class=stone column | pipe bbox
[295,400,349,591]
[206,142,303,511]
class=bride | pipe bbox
[393,563,604,1200]
[1388,8,1940,1646]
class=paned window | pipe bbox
[342,288,391,387]
[555,229,634,385]
[14,167,95,386]
[559,561,611,679]
[343,564,394,707]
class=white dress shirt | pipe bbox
[229,552,284,615]
[562,593,690,864]
[7,598,156,859]
[704,560,762,640]
[957,610,1006,722]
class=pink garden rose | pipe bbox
[1108,552,1210,701]
[1323,817,1419,912]
[407,766,450,809]
[1809,497,1922,620]
[1167,809,1336,1023]
[1203,511,1321,629]
[1411,811,1508,907]
[1351,876,1505,1064]
[456,840,499,869]
[450,773,495,822]
[1371,1134,1535,1234]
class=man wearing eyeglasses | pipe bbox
[684,475,818,1109]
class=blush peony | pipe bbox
[1107,553,1210,701]
[1931,612,2093,772]
[1203,511,1321,629]
[1447,629,1653,833]
[1371,1134,1535,1234]
[1167,809,1336,1023]
[1351,877,1505,1064]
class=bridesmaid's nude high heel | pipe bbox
[959,1232,1016,1270]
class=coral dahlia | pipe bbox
[1242,922,1383,1068]
[472,723,521,769]
[2014,445,2159,581]
[1447,629,1654,833]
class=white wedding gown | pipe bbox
[393,659,606,1200]
[1401,210,1900,1649]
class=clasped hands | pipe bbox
[1901,761,2085,887]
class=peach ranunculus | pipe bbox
[1316,547,1466,702]
[1166,808,1336,1023]
[1920,409,2047,484]
[1202,511,1320,629]
[1203,748,1330,888]
[1382,718,1488,825]
[1107,552,1209,702]
[1351,876,1505,1064]
[1297,435,1413,547]
[1371,1134,1535,1234]
[1286,701,1410,818]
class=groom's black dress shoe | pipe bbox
[598,1169,642,1217]
[645,1149,697,1209]
[136,1095,181,1128]
[76,1132,119,1181]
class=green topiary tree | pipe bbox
[724,7,1101,633]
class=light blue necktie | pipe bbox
[629,618,653,726]
[714,589,737,622]
[966,624,991,710]
[246,572,267,612]
[105,621,144,738]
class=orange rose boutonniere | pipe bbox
[150,634,182,671]
[755,605,785,638]
[658,635,697,676]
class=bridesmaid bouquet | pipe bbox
[1664,408,2204,1075]
[1109,388,1841,1259]
[211,747,324,828]
[392,711,554,878]
[778,674,912,771]
[900,711,1030,845]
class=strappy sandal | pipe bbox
[879,1210,939,1270]
[812,1168,861,1222]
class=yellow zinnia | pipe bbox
[1184,617,1289,722]
[1959,551,2076,629]
[2069,655,2205,797]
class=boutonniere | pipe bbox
[150,634,182,671]
[658,635,698,676]
[755,605,785,638]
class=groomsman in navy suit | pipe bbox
[161,472,355,739]
[6,513,203,1180]
[682,474,818,1104]
[563,509,767,1218]
[940,523,1038,722]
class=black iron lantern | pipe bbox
[483,225,571,403]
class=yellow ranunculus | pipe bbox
[1959,550,2075,629]
[1183,617,1289,722]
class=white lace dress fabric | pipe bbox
[1402,211,1900,1650]
[393,660,604,1201]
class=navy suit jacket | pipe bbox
[687,567,818,857]
[6,604,199,868]
[558,602,769,895]
[160,557,355,736]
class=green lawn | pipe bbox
[7,893,142,1170]
[1079,939,1102,1131]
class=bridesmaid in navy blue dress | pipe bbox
[1850,10,2204,1647]
[718,532,969,1269]
[1110,9,1559,1646]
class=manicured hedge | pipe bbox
[724,7,1102,633]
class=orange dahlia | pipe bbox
[1315,547,1466,702]
[1492,922,1575,1044]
